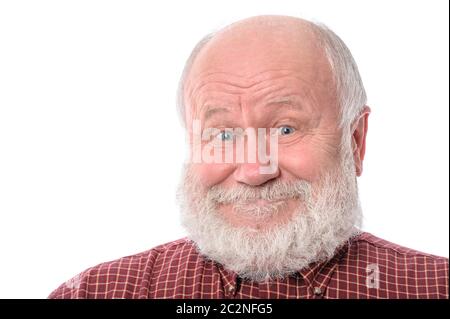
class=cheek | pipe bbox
[278,144,334,182]
[192,163,235,188]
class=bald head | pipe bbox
[184,16,335,123]
[190,16,330,77]
[177,15,367,130]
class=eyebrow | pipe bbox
[263,96,304,111]
[203,107,231,121]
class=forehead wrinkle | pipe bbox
[187,69,328,124]
[248,79,317,111]
[256,94,320,122]
[188,71,317,110]
[261,98,306,114]
[187,80,246,118]
[266,95,296,104]
[196,91,238,115]
[186,73,253,99]
[187,68,305,93]
[250,74,317,96]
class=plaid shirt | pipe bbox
[49,232,448,299]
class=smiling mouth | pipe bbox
[219,198,295,208]
[231,199,288,215]
[216,198,302,228]
[240,199,283,207]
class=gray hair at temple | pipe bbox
[176,17,367,132]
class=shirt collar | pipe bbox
[215,235,354,298]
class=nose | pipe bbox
[233,162,280,186]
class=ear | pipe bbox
[351,106,371,176]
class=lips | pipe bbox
[241,199,282,207]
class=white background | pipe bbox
[0,0,448,298]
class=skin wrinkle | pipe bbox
[187,73,324,109]
[201,95,312,125]
[185,68,329,122]
[186,69,318,93]
[193,78,326,132]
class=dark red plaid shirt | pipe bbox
[49,232,448,299]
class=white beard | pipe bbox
[177,140,362,282]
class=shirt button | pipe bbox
[313,287,322,295]
[228,286,235,294]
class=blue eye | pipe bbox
[216,131,234,141]
[278,126,295,136]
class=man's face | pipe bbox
[184,18,342,230]
[177,17,365,281]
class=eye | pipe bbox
[277,126,296,136]
[216,130,234,141]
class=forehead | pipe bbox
[184,18,337,120]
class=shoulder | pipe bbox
[344,232,448,298]
[48,238,197,299]
[351,232,448,263]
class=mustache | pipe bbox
[206,179,313,204]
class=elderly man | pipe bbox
[49,15,448,299]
